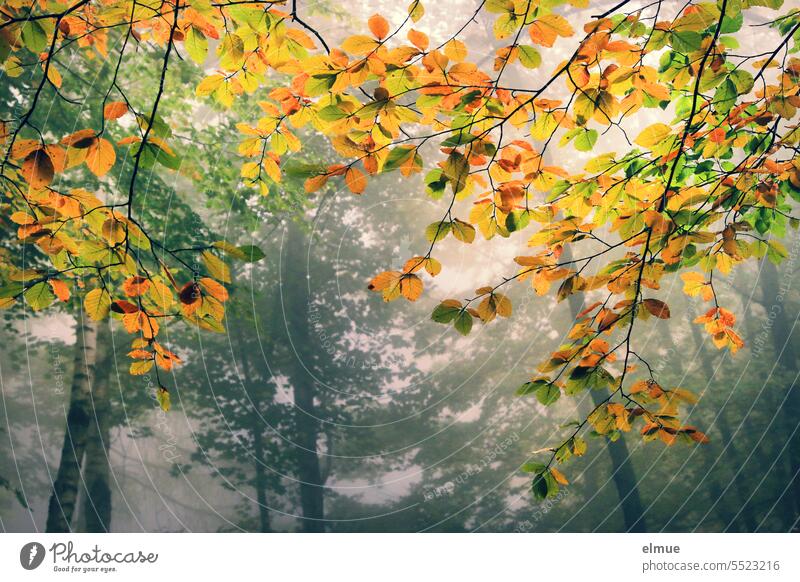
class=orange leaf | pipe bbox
[368,271,401,291]
[399,274,423,301]
[199,277,229,302]
[344,167,367,194]
[123,276,151,297]
[708,127,726,143]
[407,29,428,51]
[304,174,329,193]
[85,138,116,176]
[368,14,390,40]
[48,279,70,302]
[61,129,97,148]
[103,101,128,120]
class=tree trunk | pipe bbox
[565,292,647,532]
[46,314,98,532]
[284,222,325,532]
[233,321,273,533]
[760,259,800,529]
[686,311,756,531]
[253,425,272,533]
[82,322,112,532]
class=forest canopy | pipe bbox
[2,0,800,506]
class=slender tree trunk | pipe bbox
[253,425,272,533]
[284,222,325,532]
[760,260,800,529]
[233,321,273,533]
[46,314,98,532]
[686,312,756,531]
[82,323,112,532]
[565,290,647,532]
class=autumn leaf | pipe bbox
[123,276,151,297]
[642,298,670,319]
[368,14,390,40]
[407,29,428,51]
[48,279,70,302]
[103,101,128,120]
[345,167,367,194]
[84,288,111,321]
[202,251,231,283]
[635,123,672,148]
[21,149,55,189]
[681,272,713,301]
[84,138,116,176]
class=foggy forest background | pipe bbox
[2,0,800,533]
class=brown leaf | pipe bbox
[21,149,55,189]
[643,298,670,319]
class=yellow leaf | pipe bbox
[201,251,231,283]
[84,288,111,321]
[368,270,402,302]
[130,360,154,375]
[680,272,713,301]
[444,39,467,62]
[550,467,569,485]
[635,123,672,148]
[341,35,379,55]
[196,74,224,97]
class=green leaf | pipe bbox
[451,219,475,243]
[0,282,24,299]
[714,78,737,115]
[536,383,561,406]
[517,45,541,69]
[768,240,788,264]
[425,169,448,200]
[671,30,702,53]
[236,244,266,262]
[531,472,553,500]
[506,209,531,232]
[305,74,336,97]
[515,379,549,396]
[454,310,473,335]
[151,143,182,170]
[425,221,451,242]
[214,241,266,262]
[24,282,55,311]
[565,366,615,395]
[442,151,469,194]
[720,9,743,34]
[730,69,754,95]
[157,387,171,412]
[431,301,462,323]
[185,27,208,64]
[382,146,416,172]
[574,128,598,152]
[317,105,349,122]
[21,21,47,53]
[521,461,547,473]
